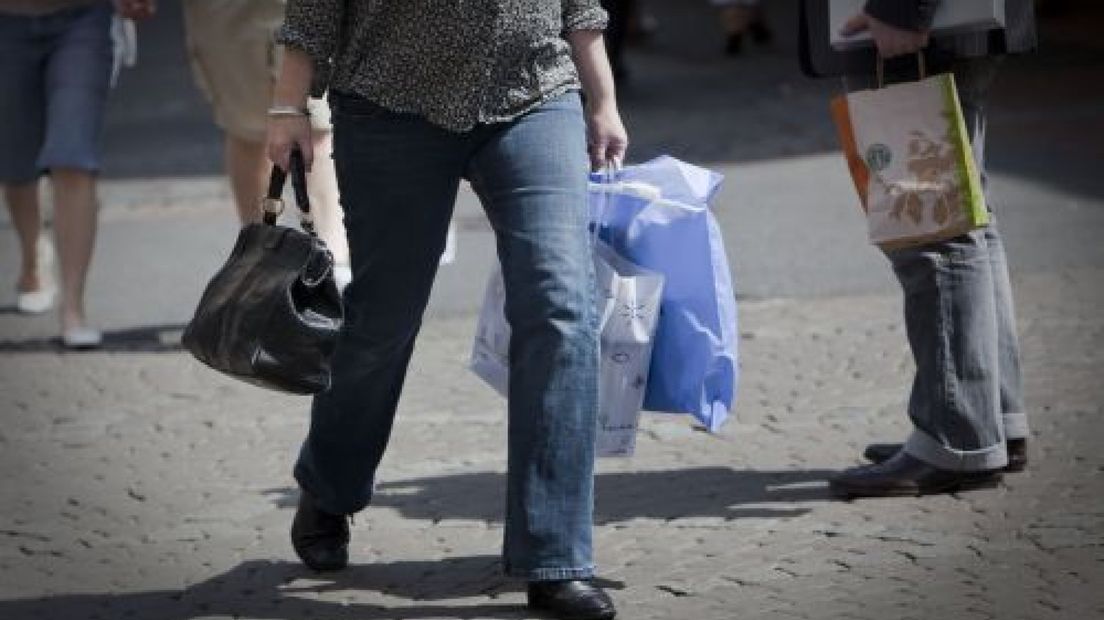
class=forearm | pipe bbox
[273,48,315,108]
[567,29,617,112]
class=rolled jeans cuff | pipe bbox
[1003,412,1030,440]
[509,564,596,581]
[904,429,1009,472]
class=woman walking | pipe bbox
[0,0,152,347]
[266,2,627,619]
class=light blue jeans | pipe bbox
[294,91,600,581]
[850,57,1028,472]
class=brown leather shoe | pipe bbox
[863,438,1028,472]
[831,452,1003,499]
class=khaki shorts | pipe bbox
[182,0,329,142]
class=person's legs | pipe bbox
[985,223,1027,441]
[713,0,770,55]
[0,11,49,303]
[889,231,1006,471]
[4,183,44,293]
[954,58,1029,445]
[38,4,112,337]
[293,95,466,516]
[49,168,98,332]
[835,59,1017,497]
[223,134,269,223]
[466,92,599,580]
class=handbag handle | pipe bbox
[261,148,315,234]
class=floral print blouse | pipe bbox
[276,0,608,132]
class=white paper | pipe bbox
[469,242,664,457]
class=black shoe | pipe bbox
[1005,438,1028,472]
[749,19,774,45]
[527,580,616,620]
[831,452,1003,499]
[864,438,1028,472]
[290,491,350,571]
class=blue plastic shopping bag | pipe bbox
[590,156,738,431]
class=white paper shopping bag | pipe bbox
[592,241,665,457]
[469,241,664,457]
[832,71,989,249]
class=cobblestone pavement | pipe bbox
[2,2,1103,619]
[1,265,1101,620]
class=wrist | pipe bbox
[585,97,618,115]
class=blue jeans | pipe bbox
[294,91,600,581]
[0,3,113,182]
[850,58,1028,472]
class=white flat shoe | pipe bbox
[16,288,56,314]
[62,326,103,350]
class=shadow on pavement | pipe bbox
[266,467,831,524]
[0,323,185,353]
[0,558,556,620]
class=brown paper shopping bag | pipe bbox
[832,65,989,250]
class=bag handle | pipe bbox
[875,52,927,89]
[591,160,622,249]
[261,148,315,234]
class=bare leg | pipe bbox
[4,182,44,292]
[308,131,349,266]
[50,168,98,331]
[225,134,269,224]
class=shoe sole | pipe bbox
[865,452,1028,474]
[527,603,616,620]
[832,474,1003,500]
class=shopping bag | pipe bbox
[592,241,665,456]
[469,241,665,457]
[589,156,739,432]
[831,69,988,250]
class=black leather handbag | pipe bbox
[183,150,343,394]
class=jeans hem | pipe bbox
[506,565,596,581]
[1002,412,1029,440]
[904,428,1008,472]
[293,464,372,516]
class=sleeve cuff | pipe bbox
[274,24,333,98]
[563,7,609,33]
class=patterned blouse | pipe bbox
[276,0,608,132]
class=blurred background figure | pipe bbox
[0,0,153,348]
[180,0,352,287]
[712,0,774,56]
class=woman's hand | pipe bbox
[586,103,628,171]
[266,114,314,173]
[267,49,317,171]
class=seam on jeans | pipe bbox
[935,249,960,466]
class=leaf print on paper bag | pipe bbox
[904,192,924,225]
[933,196,951,225]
